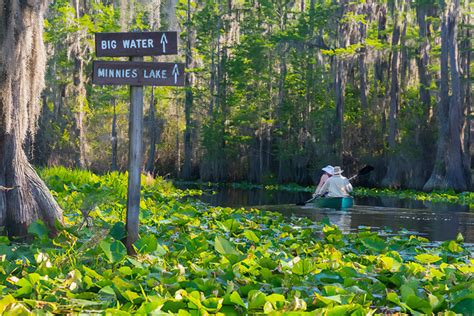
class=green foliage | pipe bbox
[0,168,472,314]
[353,187,474,207]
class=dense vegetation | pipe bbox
[0,168,472,314]
[33,0,472,190]
[0,0,472,313]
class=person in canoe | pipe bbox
[313,165,334,198]
[317,166,352,197]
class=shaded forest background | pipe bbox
[32,0,472,191]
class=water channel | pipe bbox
[177,184,474,243]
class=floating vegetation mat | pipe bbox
[0,167,472,314]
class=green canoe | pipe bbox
[313,196,354,209]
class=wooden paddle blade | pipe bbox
[357,165,374,176]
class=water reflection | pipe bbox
[177,185,473,243]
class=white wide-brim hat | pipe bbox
[321,165,334,175]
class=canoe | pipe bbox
[313,196,354,209]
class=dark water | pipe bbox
[177,185,473,243]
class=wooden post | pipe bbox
[125,56,144,255]
[92,31,183,255]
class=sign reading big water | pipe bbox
[95,32,178,57]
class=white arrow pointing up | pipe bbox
[172,64,179,84]
[160,33,168,53]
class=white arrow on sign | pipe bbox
[172,64,179,84]
[160,34,168,53]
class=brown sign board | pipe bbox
[95,32,178,57]
[92,61,185,86]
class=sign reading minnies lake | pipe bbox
[95,32,178,57]
[92,61,185,86]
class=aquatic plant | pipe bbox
[0,167,472,314]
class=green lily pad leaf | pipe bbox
[28,220,49,240]
[100,240,127,264]
[187,291,202,309]
[0,236,9,244]
[243,230,260,243]
[118,266,133,276]
[266,293,286,309]
[405,295,432,314]
[202,297,223,312]
[0,245,12,260]
[258,257,277,270]
[323,285,346,296]
[0,294,15,313]
[229,291,246,308]
[109,222,127,240]
[314,270,344,284]
[104,308,130,316]
[292,258,316,275]
[83,266,103,280]
[215,236,240,256]
[452,298,474,314]
[223,219,241,233]
[428,294,443,312]
[14,278,32,298]
[400,284,416,302]
[447,241,463,253]
[387,292,401,304]
[263,301,274,313]
[219,306,241,316]
[248,290,266,310]
[134,234,158,254]
[123,290,142,303]
[326,304,365,316]
[161,300,187,313]
[414,254,441,264]
[387,292,411,312]
[215,236,245,263]
[99,286,116,298]
[360,236,387,252]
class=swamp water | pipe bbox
[177,185,473,243]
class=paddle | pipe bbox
[348,165,374,181]
[296,165,374,206]
[297,195,319,206]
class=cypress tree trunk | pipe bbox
[445,0,468,190]
[72,0,88,169]
[382,1,406,188]
[424,0,467,191]
[182,0,194,179]
[0,0,63,237]
[407,3,434,189]
[145,89,156,174]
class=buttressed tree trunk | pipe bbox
[0,0,63,237]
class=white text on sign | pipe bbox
[100,39,156,50]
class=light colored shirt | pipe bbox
[319,174,353,197]
[315,173,330,195]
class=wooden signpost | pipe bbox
[93,31,184,254]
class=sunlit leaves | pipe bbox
[414,254,442,264]
[99,240,127,264]
[2,168,472,314]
